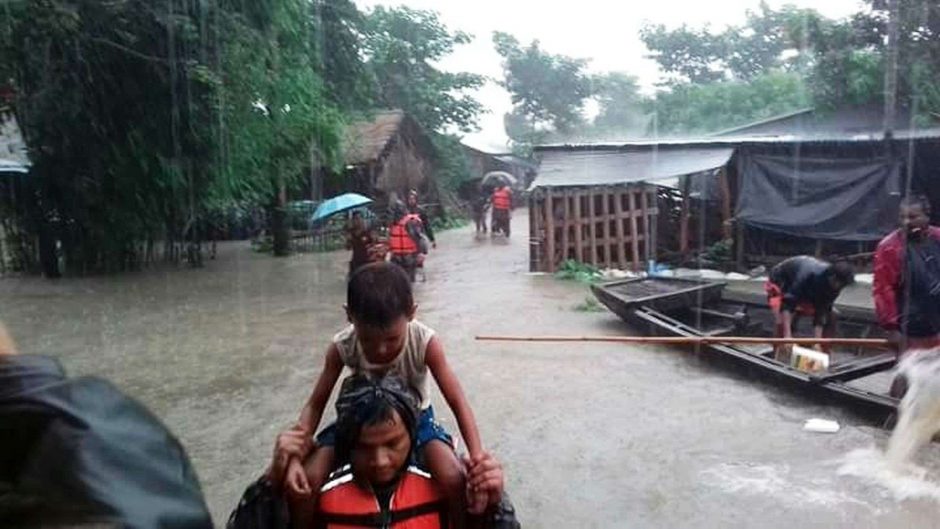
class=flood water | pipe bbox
[4,212,940,528]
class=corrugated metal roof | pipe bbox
[535,127,940,152]
[531,147,734,189]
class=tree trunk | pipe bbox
[271,183,289,257]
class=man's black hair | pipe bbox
[347,262,414,328]
[901,194,932,215]
[829,260,855,286]
[333,374,419,466]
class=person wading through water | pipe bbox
[271,374,511,529]
[272,263,491,528]
[765,256,855,361]
[407,190,436,250]
[489,182,512,238]
[387,203,427,283]
[874,195,940,398]
[345,211,378,277]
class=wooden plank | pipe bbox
[588,189,598,266]
[545,189,555,273]
[613,189,627,268]
[640,186,650,266]
[561,190,570,263]
[599,188,608,267]
[649,188,658,264]
[628,188,640,272]
[809,353,897,384]
[529,193,540,272]
[679,179,690,255]
[718,167,733,240]
[573,191,583,263]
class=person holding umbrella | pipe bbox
[490,178,513,238]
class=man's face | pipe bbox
[354,315,410,366]
[900,204,930,237]
[351,409,412,487]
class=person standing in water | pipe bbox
[490,181,512,237]
[874,195,940,397]
[407,189,436,249]
[345,211,377,277]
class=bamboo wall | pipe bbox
[529,184,659,273]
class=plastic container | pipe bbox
[790,345,830,373]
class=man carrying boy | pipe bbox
[271,374,509,529]
[273,262,488,527]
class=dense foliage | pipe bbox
[0,0,483,274]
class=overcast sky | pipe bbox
[355,0,866,152]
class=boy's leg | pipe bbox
[423,440,467,529]
[289,445,335,529]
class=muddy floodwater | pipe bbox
[5,213,940,528]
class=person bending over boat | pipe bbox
[874,195,940,397]
[271,374,510,529]
[765,256,855,360]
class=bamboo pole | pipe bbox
[475,335,891,347]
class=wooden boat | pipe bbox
[591,276,899,417]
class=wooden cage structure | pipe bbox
[528,184,659,273]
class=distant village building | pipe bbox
[529,106,940,272]
[317,110,441,212]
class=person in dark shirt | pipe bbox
[345,211,377,276]
[407,190,436,249]
[765,256,855,360]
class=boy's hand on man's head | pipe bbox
[269,426,313,491]
[463,452,504,513]
[284,458,313,499]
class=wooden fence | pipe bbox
[529,184,659,273]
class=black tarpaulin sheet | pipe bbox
[0,355,213,529]
[736,153,902,240]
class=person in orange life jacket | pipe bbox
[271,263,491,528]
[407,190,436,249]
[270,374,505,529]
[765,256,855,361]
[489,184,512,238]
[388,203,426,283]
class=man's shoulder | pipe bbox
[876,229,903,252]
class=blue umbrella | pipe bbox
[312,193,373,223]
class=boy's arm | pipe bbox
[297,343,344,434]
[425,336,483,457]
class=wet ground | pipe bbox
[4,212,940,528]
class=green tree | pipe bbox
[492,31,594,150]
[363,6,484,133]
[648,71,812,136]
[590,72,648,139]
[0,0,219,274]
[213,0,342,256]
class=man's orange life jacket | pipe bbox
[388,214,421,256]
[317,466,449,529]
[491,187,512,210]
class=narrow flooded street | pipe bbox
[4,212,940,528]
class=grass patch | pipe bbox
[573,296,606,312]
[431,216,470,232]
[555,259,601,284]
